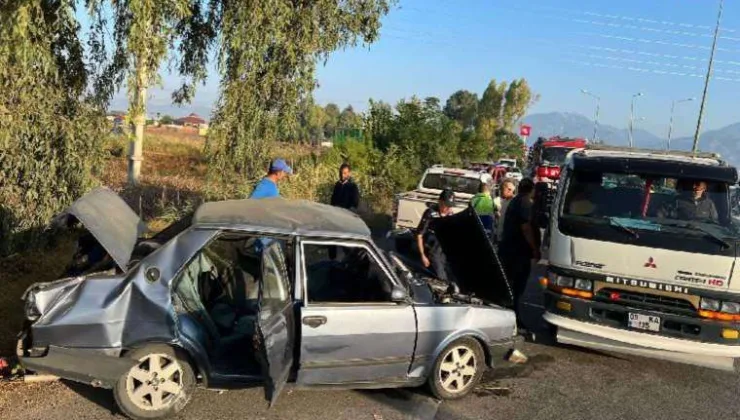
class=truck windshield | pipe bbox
[541,147,573,165]
[422,173,482,195]
[561,170,736,238]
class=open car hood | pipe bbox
[431,207,514,307]
[56,187,147,270]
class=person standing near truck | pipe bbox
[494,179,516,242]
[499,178,540,324]
[417,189,458,290]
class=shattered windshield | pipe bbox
[561,170,737,239]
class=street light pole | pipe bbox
[629,92,643,148]
[693,0,724,153]
[581,89,600,142]
[667,97,695,150]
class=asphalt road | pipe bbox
[3,266,739,420]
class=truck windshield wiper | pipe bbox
[659,221,731,249]
[605,217,639,238]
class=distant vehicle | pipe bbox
[498,158,517,168]
[392,167,493,230]
[535,144,740,372]
[19,189,520,419]
[505,167,523,183]
[528,136,587,183]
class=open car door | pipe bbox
[431,207,514,307]
[255,240,296,406]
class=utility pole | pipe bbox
[581,89,600,142]
[629,92,643,148]
[667,97,695,150]
[693,0,724,153]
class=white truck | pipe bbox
[392,166,493,230]
[538,144,740,371]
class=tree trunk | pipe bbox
[128,64,148,185]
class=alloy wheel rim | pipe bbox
[125,353,184,411]
[438,345,477,394]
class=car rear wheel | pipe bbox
[428,337,484,400]
[114,345,195,419]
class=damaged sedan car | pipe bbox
[18,187,519,419]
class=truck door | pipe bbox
[255,241,295,406]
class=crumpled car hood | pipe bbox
[430,207,514,307]
[56,187,147,270]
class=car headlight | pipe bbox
[700,297,721,311]
[574,279,593,291]
[25,294,40,322]
[721,301,740,314]
[555,276,574,288]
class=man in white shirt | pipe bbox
[494,179,516,242]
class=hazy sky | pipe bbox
[109,0,740,138]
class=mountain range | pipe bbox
[521,112,740,167]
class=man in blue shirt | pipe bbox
[250,159,292,199]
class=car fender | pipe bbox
[427,328,492,370]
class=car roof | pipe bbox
[576,145,724,166]
[193,198,372,238]
[427,166,486,177]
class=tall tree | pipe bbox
[87,0,217,185]
[0,1,106,254]
[324,103,340,138]
[206,1,393,184]
[444,90,478,130]
[339,105,362,129]
[502,78,538,130]
[477,79,507,126]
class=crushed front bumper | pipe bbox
[487,335,525,368]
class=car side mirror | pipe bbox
[391,286,408,302]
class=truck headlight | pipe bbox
[555,276,574,288]
[721,301,740,314]
[574,279,593,291]
[700,297,721,311]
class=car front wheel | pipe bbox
[114,344,195,419]
[428,337,484,400]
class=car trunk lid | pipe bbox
[56,187,147,271]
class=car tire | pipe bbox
[114,344,196,420]
[428,337,485,400]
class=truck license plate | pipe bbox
[628,313,661,332]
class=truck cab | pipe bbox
[540,145,740,371]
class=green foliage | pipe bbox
[159,114,175,125]
[0,1,106,255]
[492,129,526,162]
[206,0,394,184]
[323,103,340,138]
[502,78,539,130]
[338,105,363,130]
[444,90,478,130]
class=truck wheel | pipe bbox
[114,344,195,420]
[428,337,484,400]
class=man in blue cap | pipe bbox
[250,159,292,199]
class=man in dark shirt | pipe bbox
[328,163,361,260]
[416,189,457,290]
[658,180,718,222]
[330,163,360,211]
[499,178,541,321]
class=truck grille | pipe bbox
[595,288,696,316]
